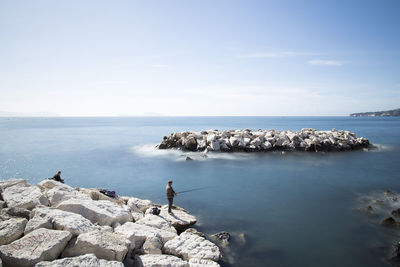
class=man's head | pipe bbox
[57,171,61,175]
[168,180,173,184]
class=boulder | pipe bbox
[61,230,130,261]
[210,141,220,151]
[56,199,132,226]
[2,185,49,210]
[184,137,197,151]
[36,180,67,192]
[25,206,96,236]
[146,205,196,231]
[47,185,91,206]
[114,222,177,248]
[189,258,220,267]
[136,215,177,234]
[36,253,124,267]
[210,231,230,246]
[0,179,28,190]
[77,188,125,205]
[0,228,72,267]
[381,217,400,227]
[0,207,31,220]
[134,254,189,267]
[0,218,27,245]
[127,197,153,213]
[142,236,163,254]
[163,232,221,261]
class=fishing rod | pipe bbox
[177,186,212,194]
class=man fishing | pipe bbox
[166,180,177,213]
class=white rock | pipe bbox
[61,230,130,261]
[114,222,177,248]
[77,188,125,205]
[136,215,177,234]
[134,254,189,267]
[210,140,220,151]
[0,218,27,245]
[2,185,49,210]
[36,253,124,267]
[127,197,153,213]
[0,228,72,267]
[47,185,91,206]
[142,236,163,254]
[0,179,28,190]
[57,199,132,226]
[36,180,67,192]
[206,134,216,143]
[189,258,220,267]
[25,206,96,236]
[163,232,221,261]
[146,206,196,231]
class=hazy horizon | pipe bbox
[1,0,399,116]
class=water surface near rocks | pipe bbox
[1,116,400,267]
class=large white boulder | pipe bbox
[136,215,177,234]
[77,188,125,205]
[36,253,124,267]
[2,184,49,210]
[36,180,67,192]
[127,197,153,213]
[0,228,72,267]
[114,222,177,248]
[0,179,28,190]
[145,206,196,231]
[56,199,132,226]
[142,236,163,254]
[163,232,221,261]
[0,218,27,245]
[25,206,96,236]
[134,254,189,267]
[189,258,220,267]
[61,230,130,261]
[47,185,91,206]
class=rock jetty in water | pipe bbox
[157,128,370,152]
[0,178,222,267]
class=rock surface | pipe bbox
[36,253,124,267]
[0,218,27,245]
[0,207,31,220]
[158,129,370,152]
[134,254,189,267]
[25,206,97,235]
[114,222,177,248]
[57,199,132,226]
[0,228,72,267]
[136,215,177,234]
[0,179,28,190]
[189,258,221,267]
[2,185,49,210]
[127,197,153,213]
[47,185,91,206]
[62,230,130,261]
[145,206,197,231]
[163,232,221,261]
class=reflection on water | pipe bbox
[0,116,400,266]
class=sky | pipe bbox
[0,0,399,116]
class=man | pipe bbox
[166,180,177,213]
[52,171,64,183]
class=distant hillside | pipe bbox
[350,108,400,117]
[0,111,59,117]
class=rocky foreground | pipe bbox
[0,179,221,267]
[157,128,370,152]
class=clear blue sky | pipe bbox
[0,0,399,116]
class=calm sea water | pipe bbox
[1,116,400,267]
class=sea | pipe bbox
[0,116,399,267]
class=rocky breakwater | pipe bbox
[0,179,222,267]
[157,128,371,152]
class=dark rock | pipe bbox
[0,207,31,220]
[392,209,400,218]
[381,217,399,227]
[388,242,400,265]
[184,137,197,151]
[211,231,230,246]
[185,157,193,161]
